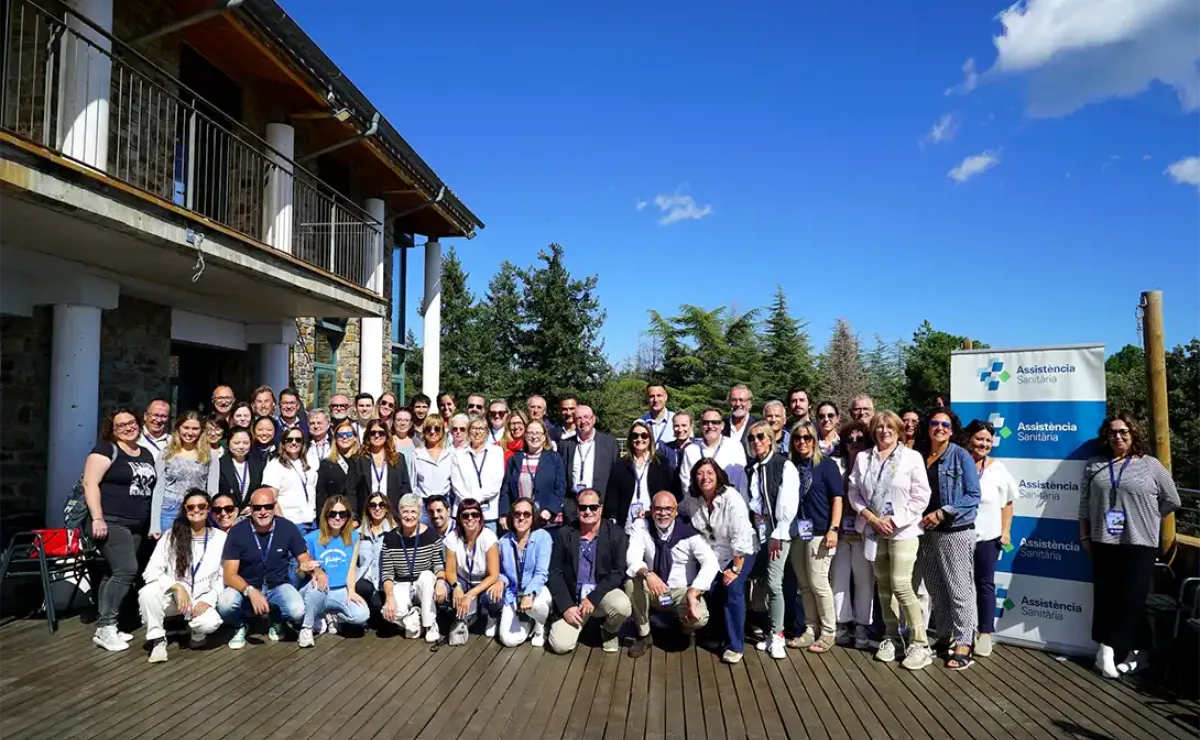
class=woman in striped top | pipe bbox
[381,494,445,643]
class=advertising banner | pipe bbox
[952,344,1106,656]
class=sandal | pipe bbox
[808,634,836,653]
[946,651,974,671]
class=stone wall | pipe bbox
[292,317,316,403]
[99,296,171,411]
[0,309,52,523]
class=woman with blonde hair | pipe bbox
[501,410,529,465]
[316,419,358,514]
[745,419,799,660]
[501,420,566,528]
[298,495,370,646]
[149,411,213,537]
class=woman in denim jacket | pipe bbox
[916,407,981,670]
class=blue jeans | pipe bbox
[301,584,370,629]
[974,538,1001,634]
[705,553,756,654]
[216,584,304,629]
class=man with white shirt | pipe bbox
[558,405,619,523]
[680,409,748,501]
[140,398,172,461]
[305,409,332,467]
[486,399,508,444]
[639,383,675,455]
[624,491,718,657]
[723,384,758,450]
[664,412,695,494]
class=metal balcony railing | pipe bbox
[0,0,381,293]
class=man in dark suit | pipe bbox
[558,405,619,522]
[722,383,759,453]
[545,489,631,654]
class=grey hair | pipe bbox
[307,407,329,423]
[762,400,786,414]
[398,494,423,511]
[449,412,470,427]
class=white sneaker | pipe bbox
[484,615,498,639]
[93,626,129,652]
[297,627,315,648]
[148,639,168,663]
[722,650,744,664]
[401,608,421,639]
[313,618,326,637]
[755,638,769,651]
[1095,644,1119,679]
[531,623,546,648]
[854,625,871,650]
[768,633,786,660]
[424,624,441,644]
[267,624,282,642]
[325,615,338,636]
[1117,649,1147,675]
[974,633,993,658]
[902,643,932,670]
[874,638,897,663]
[117,630,135,643]
[228,626,247,650]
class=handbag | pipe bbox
[28,528,82,558]
[62,443,118,530]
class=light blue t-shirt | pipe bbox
[304,529,360,590]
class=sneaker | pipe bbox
[721,650,744,664]
[227,626,247,650]
[602,630,621,653]
[902,644,932,671]
[629,634,652,658]
[424,624,441,644]
[974,633,993,658]
[755,638,769,651]
[874,638,897,663]
[1117,649,1147,675]
[750,626,766,642]
[402,608,422,639]
[768,633,786,660]
[267,624,282,642]
[117,630,135,643]
[92,626,129,652]
[297,627,315,648]
[188,631,206,650]
[786,630,815,649]
[313,618,326,637]
[484,615,498,639]
[148,639,169,663]
[835,624,854,647]
[854,625,871,650]
[1095,644,1119,679]
[324,615,338,636]
[531,622,546,648]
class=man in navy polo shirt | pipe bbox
[216,487,326,649]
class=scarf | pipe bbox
[652,520,697,581]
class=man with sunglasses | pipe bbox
[486,400,508,445]
[546,489,632,654]
[680,409,748,502]
[465,394,487,420]
[217,488,324,649]
[329,394,353,424]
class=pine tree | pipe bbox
[475,261,523,400]
[760,286,817,402]
[437,247,480,400]
[905,320,987,408]
[723,308,764,394]
[402,329,422,400]
[818,318,867,415]
[863,335,908,412]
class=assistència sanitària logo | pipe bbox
[979,358,1011,392]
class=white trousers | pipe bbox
[386,571,437,629]
[497,587,552,648]
[138,582,223,641]
[831,536,875,626]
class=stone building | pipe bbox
[0,0,483,527]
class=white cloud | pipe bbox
[945,58,979,96]
[635,200,648,211]
[1142,154,1152,160]
[1165,156,1200,189]
[922,114,959,147]
[948,151,1001,183]
[987,0,1200,117]
[645,191,713,225]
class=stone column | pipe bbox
[422,239,441,398]
[57,0,113,171]
[262,123,295,253]
[359,197,386,397]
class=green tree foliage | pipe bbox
[905,321,988,408]
[863,335,909,413]
[1166,339,1199,490]
[1104,344,1149,421]
[760,286,817,403]
[591,372,649,436]
[474,261,524,400]
[402,328,422,400]
[723,308,764,394]
[437,248,481,400]
[818,319,867,414]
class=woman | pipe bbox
[347,418,412,517]
[207,427,264,510]
[815,402,841,457]
[606,420,672,533]
[915,407,980,670]
[1080,413,1179,678]
[381,494,444,642]
[262,428,318,531]
[689,458,756,664]
[964,418,1014,659]
[316,420,358,515]
[900,409,921,449]
[448,413,471,450]
[745,420,799,659]
[83,408,158,651]
[250,416,278,462]
[377,391,400,434]
[451,417,506,529]
[830,420,875,649]
[210,493,240,532]
[444,498,501,643]
[412,418,454,512]
[298,495,370,646]
[438,392,457,426]
[354,493,396,624]
[205,414,228,459]
[149,412,213,538]
[786,419,844,653]
[229,401,253,430]
[393,407,419,466]
[491,498,553,647]
[847,411,932,670]
[138,489,226,662]
[501,420,566,527]
[501,410,528,465]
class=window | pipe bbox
[391,347,405,404]
[313,321,344,408]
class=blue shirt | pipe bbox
[577,538,598,591]
[222,517,307,590]
[305,529,360,590]
[498,529,552,606]
[793,456,844,535]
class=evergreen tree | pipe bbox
[818,318,867,415]
[475,261,523,400]
[1105,345,1148,421]
[437,248,480,400]
[904,320,987,408]
[863,335,908,412]
[723,308,764,394]
[402,329,422,401]
[760,286,817,402]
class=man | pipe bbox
[664,411,696,492]
[486,399,509,444]
[680,409,748,502]
[850,395,875,423]
[527,395,554,436]
[639,383,675,455]
[723,384,758,448]
[141,398,172,461]
[329,394,353,424]
[437,392,456,424]
[559,405,619,522]
[624,491,718,657]
[277,387,309,440]
[465,394,487,420]
[787,387,811,425]
[552,394,579,444]
[305,408,332,467]
[425,495,455,542]
[546,489,632,654]
[251,386,276,420]
[215,487,323,649]
[354,392,375,429]
[763,400,789,455]
[211,385,236,422]
[410,394,432,427]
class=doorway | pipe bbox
[170,342,248,415]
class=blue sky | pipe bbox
[285,0,1200,361]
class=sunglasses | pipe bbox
[488,411,506,417]
[327,510,350,520]
[425,426,443,434]
[460,511,482,521]
[512,511,533,520]
[331,403,349,409]
[701,419,722,427]
[818,412,837,420]
[1108,428,1131,437]
[250,504,275,512]
[284,437,304,444]
[336,431,355,439]
[451,427,467,433]
[928,420,952,430]
[368,500,389,510]
[630,432,650,441]
[213,505,238,515]
[379,401,395,408]
[749,432,771,442]
[467,404,484,410]
[185,503,209,513]
[578,504,601,512]
[848,435,866,445]
[796,434,815,443]
[368,430,388,438]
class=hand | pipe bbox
[487,580,505,604]
[824,530,839,552]
[722,568,738,587]
[90,518,108,540]
[311,568,329,591]
[241,507,252,518]
[382,597,398,622]
[454,586,470,619]
[919,511,942,530]
[540,510,552,523]
[768,538,782,561]
[172,584,192,615]
[498,519,509,532]
[1000,531,1011,548]
[299,560,321,573]
[249,588,270,616]
[872,517,895,537]
[348,590,366,607]
[579,597,596,619]
[562,605,584,628]
[434,579,448,603]
[644,572,668,597]
[191,601,210,617]
[149,532,161,540]
[518,594,534,613]
[684,593,702,625]
[1080,537,1092,555]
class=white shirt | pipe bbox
[412,446,454,500]
[262,457,318,525]
[445,527,499,586]
[307,437,332,469]
[450,444,506,520]
[625,519,719,592]
[847,446,931,542]
[487,427,505,445]
[747,453,800,542]
[140,431,171,462]
[640,410,675,453]
[679,438,748,501]
[724,416,751,444]
[976,459,1017,542]
[142,527,227,604]
[572,434,598,491]
[626,458,653,534]
[690,486,757,568]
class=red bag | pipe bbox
[28,528,82,558]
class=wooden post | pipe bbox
[962,339,973,350]
[1142,290,1175,556]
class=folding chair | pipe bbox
[0,530,96,633]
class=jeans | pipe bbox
[792,537,836,637]
[1091,542,1157,661]
[750,539,791,635]
[872,537,925,646]
[92,517,144,629]
[302,584,370,629]
[782,557,806,637]
[705,553,755,654]
[974,538,1001,634]
[355,578,384,623]
[216,584,305,629]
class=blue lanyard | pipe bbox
[634,460,648,500]
[234,460,249,498]
[464,538,478,588]
[189,529,210,588]
[875,447,899,485]
[314,440,329,460]
[514,536,528,594]
[253,524,276,582]
[1108,456,1132,509]
[470,449,489,488]
[292,461,310,506]
[399,532,418,576]
[142,433,162,452]
[651,417,669,446]
[372,458,387,493]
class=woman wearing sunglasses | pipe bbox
[745,420,800,660]
[376,391,400,434]
[606,420,672,534]
[298,495,370,646]
[354,493,397,625]
[444,498,501,643]
[451,417,506,531]
[830,420,876,649]
[346,418,412,518]
[493,498,553,647]
[501,420,566,528]
[262,428,319,532]
[208,427,264,511]
[412,418,454,516]
[209,493,240,532]
[501,410,529,465]
[814,402,841,457]
[138,489,226,662]
[316,420,358,515]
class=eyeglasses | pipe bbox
[327,510,350,520]
[928,420,952,430]
[578,504,601,512]
[368,501,388,510]
[1108,428,1131,438]
[701,419,722,427]
[749,432,771,442]
[379,401,394,408]
[796,434,815,443]
[336,431,356,439]
[114,421,140,431]
[512,511,533,520]
[489,411,506,417]
[284,437,304,444]
[451,427,467,433]
[651,506,676,513]
[331,403,350,410]
[818,413,837,420]
[460,511,482,521]
[212,395,234,403]
[630,432,650,441]
[425,426,443,434]
[851,407,871,415]
[250,504,275,512]
[368,430,387,439]
[213,505,238,515]
[467,404,484,411]
[185,503,209,513]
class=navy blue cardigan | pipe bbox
[500,450,567,517]
[794,455,844,534]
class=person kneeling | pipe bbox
[381,494,444,642]
[624,491,718,658]
[493,498,554,648]
[139,489,227,662]
[298,495,370,646]
[444,498,502,645]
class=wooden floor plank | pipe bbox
[603,649,637,740]
[742,652,789,739]
[419,642,518,740]
[695,650,727,740]
[727,652,768,740]
[806,649,880,740]
[679,648,707,740]
[662,649,687,740]
[757,653,810,740]
[623,650,653,740]
[500,643,572,740]
[911,656,1012,740]
[542,646,593,740]
[458,646,535,740]
[831,647,919,740]
[390,638,494,740]
[782,651,847,740]
[645,650,667,740]
[965,649,1080,739]
[581,649,622,740]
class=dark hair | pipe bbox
[279,387,301,403]
[1097,412,1145,458]
[900,407,920,419]
[205,413,229,432]
[230,400,253,420]
[410,393,432,408]
[437,392,455,404]
[226,425,252,444]
[171,489,212,580]
[787,387,811,403]
[424,494,450,510]
[929,392,951,409]
[645,382,667,394]
[455,497,484,529]
[689,457,731,498]
[559,394,579,405]
[100,407,142,443]
[505,497,544,532]
[962,418,995,442]
[251,415,277,436]
[837,420,871,458]
[356,418,399,467]
[354,392,374,404]
[916,406,964,452]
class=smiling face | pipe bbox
[507,415,526,439]
[411,400,429,421]
[177,418,202,447]
[145,401,170,436]
[329,395,351,420]
[629,423,651,456]
[873,419,898,449]
[398,504,421,532]
[279,394,300,419]
[559,398,578,426]
[700,411,723,444]
[749,426,773,460]
[647,385,667,414]
[488,403,508,430]
[458,504,483,538]
[526,396,546,421]
[334,423,356,453]
[695,460,718,496]
[367,496,389,524]
[466,395,486,418]
[902,412,921,440]
[228,430,252,459]
[511,500,535,536]
[576,491,602,527]
[252,391,274,418]
[112,412,141,445]
[326,502,350,535]
[377,394,396,420]
[1107,419,1133,457]
[764,405,785,434]
[792,423,816,459]
[356,397,374,421]
[816,404,838,435]
[282,431,305,459]
[253,419,276,445]
[651,492,677,530]
[423,420,444,448]
[574,406,596,436]
[438,395,456,419]
[729,387,751,420]
[183,493,209,527]
[205,422,225,446]
[248,489,276,529]
[928,413,953,447]
[308,413,329,441]
[673,413,693,443]
[789,391,810,420]
[232,405,252,428]
[968,428,993,459]
[211,495,237,530]
[211,386,235,414]
[525,422,546,451]
[395,410,413,435]
[468,419,488,448]
[366,422,388,451]
[427,500,449,532]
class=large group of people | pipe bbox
[77,382,1179,678]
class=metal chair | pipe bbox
[0,530,96,633]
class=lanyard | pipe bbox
[253,524,276,580]
[189,528,210,588]
[705,441,723,460]
[372,457,387,493]
[522,456,540,494]
[634,459,649,503]
[464,538,479,588]
[514,537,528,593]
[314,440,329,460]
[651,416,669,447]
[234,460,249,498]
[142,433,162,452]
[874,446,899,485]
[399,531,418,576]
[576,440,593,479]
[1108,456,1132,509]
[799,460,813,506]
[470,449,489,488]
[291,460,311,508]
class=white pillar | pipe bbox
[57,0,113,171]
[47,305,103,527]
[422,239,442,398]
[247,322,298,392]
[359,197,386,397]
[262,123,295,253]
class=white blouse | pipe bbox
[976,459,1017,542]
[412,446,455,500]
[262,457,319,526]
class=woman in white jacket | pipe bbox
[138,488,227,663]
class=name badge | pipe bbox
[658,593,673,607]
[753,514,769,544]
[573,482,586,493]
[795,519,814,541]
[881,502,894,517]
[579,584,595,602]
[842,513,857,533]
[415,473,425,486]
[629,502,644,520]
[1105,510,1126,536]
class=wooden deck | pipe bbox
[0,617,1196,740]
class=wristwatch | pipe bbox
[829,525,841,534]
[730,565,742,575]
[241,585,256,597]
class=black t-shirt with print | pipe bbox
[92,442,156,522]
